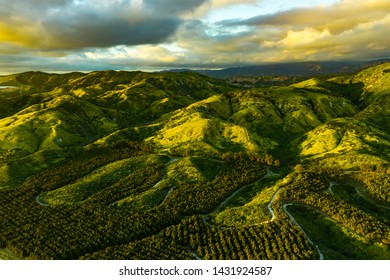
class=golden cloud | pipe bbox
[180,0,390,64]
[1,0,389,72]
[244,0,390,34]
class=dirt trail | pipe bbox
[283,203,324,260]
[208,168,279,215]
[35,194,49,207]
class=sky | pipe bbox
[0,0,389,73]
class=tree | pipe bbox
[294,164,305,173]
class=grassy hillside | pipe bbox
[0,63,390,260]
[0,71,232,187]
[298,118,390,169]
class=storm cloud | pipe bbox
[0,0,205,50]
[1,0,390,73]
[143,0,207,14]
[43,13,181,49]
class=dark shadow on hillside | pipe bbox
[327,81,364,106]
[288,204,390,259]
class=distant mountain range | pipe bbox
[168,59,390,79]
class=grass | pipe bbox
[1,65,390,260]
[2,67,380,163]
[228,84,358,159]
[298,118,390,169]
[189,157,224,181]
[0,148,80,188]
[1,67,389,179]
[211,176,281,226]
[112,156,225,211]
[352,62,390,99]
[331,184,390,226]
[112,183,172,212]
[41,155,168,205]
[291,78,322,89]
[146,107,278,156]
[287,204,390,259]
[0,248,18,260]
[0,94,125,160]
[165,157,224,185]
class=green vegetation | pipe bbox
[84,216,318,260]
[210,176,280,226]
[354,172,390,203]
[40,154,167,205]
[1,63,390,259]
[287,205,390,259]
[331,183,390,226]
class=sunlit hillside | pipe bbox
[0,63,390,260]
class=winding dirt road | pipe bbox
[203,172,325,259]
[35,194,49,207]
[283,203,324,260]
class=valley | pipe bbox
[0,62,390,260]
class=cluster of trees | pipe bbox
[3,145,388,260]
[284,172,328,197]
[163,153,267,215]
[82,235,194,260]
[4,145,387,259]
[86,165,163,206]
[279,172,390,245]
[305,165,343,180]
[331,184,390,227]
[163,216,317,260]
[303,193,390,244]
[0,142,178,259]
[356,173,390,203]
[222,152,280,167]
[82,216,318,260]
[24,141,150,194]
[0,149,280,259]
[359,163,390,174]
[0,183,182,259]
[285,204,390,260]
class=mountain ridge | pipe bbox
[1,62,390,260]
[166,58,390,79]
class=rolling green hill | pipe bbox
[0,63,390,260]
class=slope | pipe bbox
[0,63,390,260]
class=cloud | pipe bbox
[43,13,180,49]
[0,0,206,51]
[143,0,207,14]
[235,0,390,34]
[262,28,332,48]
[202,0,390,63]
[193,0,259,19]
[210,0,258,8]
[85,44,183,65]
[170,19,265,66]
[1,0,390,73]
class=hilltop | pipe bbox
[0,62,390,260]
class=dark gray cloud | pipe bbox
[143,0,207,14]
[43,12,181,49]
[0,0,206,51]
[2,0,390,74]
[0,0,70,9]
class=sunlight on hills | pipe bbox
[1,63,390,260]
